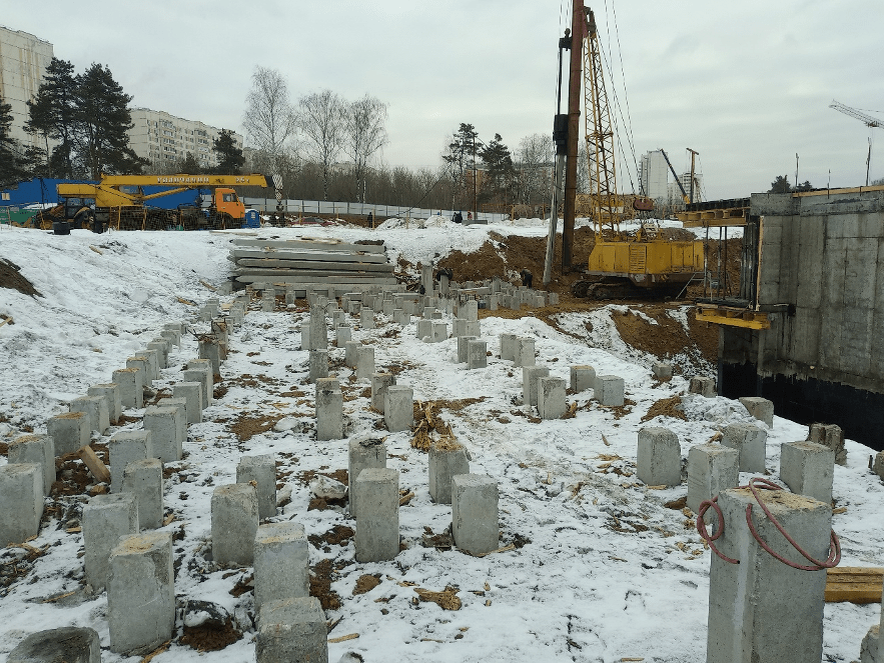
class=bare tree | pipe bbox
[343,94,388,202]
[242,66,297,170]
[516,133,553,207]
[298,90,346,201]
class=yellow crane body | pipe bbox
[588,237,704,286]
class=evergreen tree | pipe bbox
[25,57,78,178]
[479,133,516,205]
[212,129,245,174]
[442,123,479,208]
[768,175,791,193]
[0,97,28,186]
[74,63,147,178]
[177,151,202,174]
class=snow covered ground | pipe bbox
[0,220,879,662]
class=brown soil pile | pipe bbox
[228,412,286,442]
[641,396,688,423]
[310,559,343,610]
[610,306,718,364]
[179,618,241,652]
[0,258,41,298]
[353,574,381,596]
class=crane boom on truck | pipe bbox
[43,173,270,232]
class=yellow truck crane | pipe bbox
[42,173,269,232]
[568,6,704,299]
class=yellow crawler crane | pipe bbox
[46,174,268,231]
[570,8,704,299]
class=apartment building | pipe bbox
[0,26,54,149]
[128,108,243,170]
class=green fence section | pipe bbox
[0,207,39,226]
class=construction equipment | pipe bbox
[829,100,883,186]
[34,174,269,231]
[569,7,704,299]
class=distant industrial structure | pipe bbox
[0,26,54,150]
[640,149,704,206]
[127,108,243,171]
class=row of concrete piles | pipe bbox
[0,294,249,659]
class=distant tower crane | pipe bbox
[829,100,884,186]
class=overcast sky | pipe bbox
[4,0,883,200]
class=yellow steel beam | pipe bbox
[695,306,771,330]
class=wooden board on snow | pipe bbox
[825,567,884,603]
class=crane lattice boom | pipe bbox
[830,100,883,128]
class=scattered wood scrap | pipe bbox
[77,445,110,484]
[328,633,359,644]
[413,586,461,610]
[824,567,884,603]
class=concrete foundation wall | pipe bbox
[721,189,884,451]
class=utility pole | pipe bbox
[561,0,585,272]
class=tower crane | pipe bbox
[829,100,884,186]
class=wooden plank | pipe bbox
[231,238,386,253]
[825,567,884,603]
[230,248,388,264]
[235,258,394,272]
[77,445,111,484]
[232,269,395,280]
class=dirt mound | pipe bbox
[0,258,41,298]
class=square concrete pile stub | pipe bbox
[253,522,309,613]
[88,383,122,425]
[172,381,203,424]
[637,427,681,487]
[144,405,185,462]
[237,454,277,520]
[522,366,550,407]
[0,464,44,547]
[354,468,400,563]
[689,376,716,397]
[107,531,174,654]
[570,365,596,393]
[108,430,153,495]
[779,441,836,505]
[349,435,387,519]
[257,597,328,663]
[706,487,832,662]
[739,396,774,427]
[8,626,101,664]
[721,422,768,473]
[69,395,110,435]
[429,442,469,505]
[47,411,91,456]
[122,458,163,530]
[211,483,259,567]
[82,492,139,591]
[452,474,499,556]
[384,385,414,432]
[596,375,625,407]
[537,376,567,420]
[8,434,54,497]
[687,443,739,514]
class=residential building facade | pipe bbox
[639,150,669,201]
[127,108,243,171]
[0,26,54,149]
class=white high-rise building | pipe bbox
[0,26,54,149]
[670,172,703,204]
[127,108,243,171]
[639,150,669,201]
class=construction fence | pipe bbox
[242,198,511,225]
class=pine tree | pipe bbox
[212,129,244,174]
[0,97,28,187]
[479,133,516,206]
[74,63,147,178]
[25,57,78,178]
[177,151,202,174]
[442,123,479,208]
[768,175,791,194]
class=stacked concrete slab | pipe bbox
[229,237,399,295]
